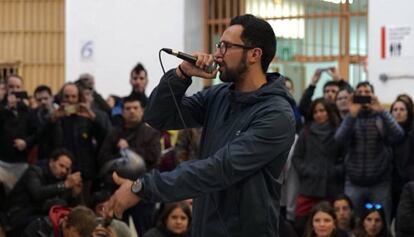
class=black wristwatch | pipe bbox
[131,179,143,196]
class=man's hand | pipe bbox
[349,95,362,118]
[52,104,66,122]
[72,183,83,196]
[103,172,140,219]
[176,53,218,80]
[92,226,117,237]
[7,94,17,109]
[14,139,27,151]
[327,67,341,81]
[78,103,96,121]
[371,96,383,112]
[311,69,322,86]
[65,171,82,189]
[117,139,129,150]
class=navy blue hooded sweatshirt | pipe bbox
[142,69,295,237]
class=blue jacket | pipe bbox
[142,69,295,237]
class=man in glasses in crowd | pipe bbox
[105,14,296,237]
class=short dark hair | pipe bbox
[356,81,374,93]
[335,86,354,100]
[333,193,354,210]
[333,193,356,229]
[323,80,340,92]
[121,95,142,109]
[49,148,74,162]
[158,202,192,230]
[230,14,276,73]
[130,63,147,78]
[34,85,52,96]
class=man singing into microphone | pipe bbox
[105,14,295,237]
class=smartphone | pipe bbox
[96,217,112,227]
[319,67,334,73]
[353,95,371,104]
[64,104,78,115]
[12,91,29,100]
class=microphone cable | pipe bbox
[158,49,231,237]
[158,49,188,130]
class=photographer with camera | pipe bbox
[28,85,59,161]
[50,82,109,201]
[334,81,404,224]
[0,75,35,197]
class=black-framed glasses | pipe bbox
[365,203,382,210]
[215,41,254,55]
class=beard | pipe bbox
[219,51,248,83]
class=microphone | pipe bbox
[161,48,218,73]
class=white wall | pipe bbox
[368,0,414,103]
[66,0,194,98]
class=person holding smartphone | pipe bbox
[50,82,109,200]
[334,81,404,225]
[299,67,348,123]
[0,75,35,184]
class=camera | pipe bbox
[318,67,334,73]
[353,95,371,104]
[64,104,79,115]
[96,217,112,228]
[12,91,28,100]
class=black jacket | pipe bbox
[99,122,161,170]
[0,104,35,162]
[29,107,59,160]
[393,122,414,183]
[292,123,344,198]
[396,181,414,237]
[142,69,296,237]
[5,165,78,229]
[52,115,108,180]
[143,226,190,237]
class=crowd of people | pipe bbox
[0,14,414,237]
[281,67,414,237]
[0,63,196,237]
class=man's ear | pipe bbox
[248,48,263,64]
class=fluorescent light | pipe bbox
[322,0,353,4]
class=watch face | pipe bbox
[131,180,142,194]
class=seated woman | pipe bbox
[304,201,347,237]
[333,194,356,236]
[143,201,191,237]
[353,203,392,237]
